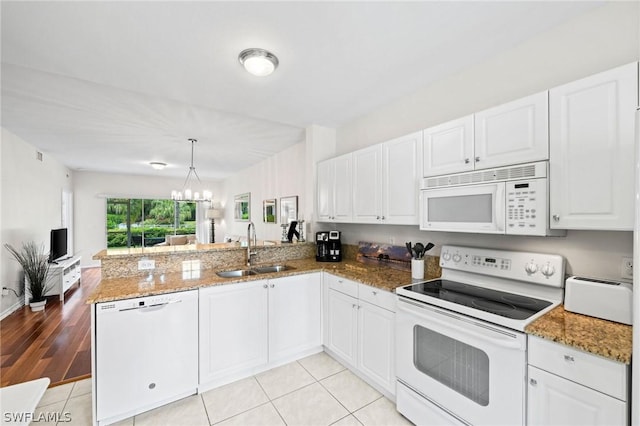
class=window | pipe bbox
[106,198,197,249]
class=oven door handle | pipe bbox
[398,298,524,350]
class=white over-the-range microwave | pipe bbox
[420,161,565,236]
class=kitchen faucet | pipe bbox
[247,221,257,267]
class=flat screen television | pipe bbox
[49,228,68,263]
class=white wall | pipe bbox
[337,2,639,152]
[317,2,639,282]
[220,142,306,243]
[73,171,222,267]
[1,128,73,316]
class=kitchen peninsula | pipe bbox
[88,242,436,426]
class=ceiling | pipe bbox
[1,1,602,180]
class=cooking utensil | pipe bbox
[424,242,435,253]
[406,242,413,258]
[414,242,424,259]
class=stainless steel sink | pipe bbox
[216,269,258,278]
[216,265,294,278]
[252,265,294,274]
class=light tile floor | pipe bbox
[34,352,413,426]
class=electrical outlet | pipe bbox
[621,257,633,280]
[2,288,9,296]
[138,259,155,270]
[389,237,395,245]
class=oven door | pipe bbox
[396,297,526,426]
[420,182,505,233]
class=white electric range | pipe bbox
[395,245,565,426]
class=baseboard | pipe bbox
[1,299,25,321]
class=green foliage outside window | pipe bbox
[106,198,197,248]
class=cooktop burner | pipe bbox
[403,279,552,320]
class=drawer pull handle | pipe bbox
[564,355,575,362]
[530,379,537,386]
[352,304,357,309]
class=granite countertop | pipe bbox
[87,258,423,304]
[525,305,633,364]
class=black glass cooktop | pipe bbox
[403,279,552,320]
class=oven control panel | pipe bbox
[440,245,565,288]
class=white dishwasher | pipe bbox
[95,289,198,425]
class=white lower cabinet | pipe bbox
[199,274,321,388]
[326,288,359,365]
[527,366,626,426]
[527,336,628,426]
[357,299,395,393]
[199,280,269,385]
[324,273,396,396]
[268,273,322,361]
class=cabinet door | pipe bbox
[326,289,358,366]
[357,300,395,395]
[527,366,627,426]
[383,132,422,225]
[352,145,383,223]
[199,280,268,385]
[317,159,334,221]
[268,274,322,361]
[333,153,353,222]
[549,62,638,230]
[423,115,474,177]
[474,91,549,170]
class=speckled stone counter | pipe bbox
[94,242,316,279]
[87,256,442,304]
[525,305,632,364]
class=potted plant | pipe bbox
[4,242,51,312]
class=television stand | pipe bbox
[25,256,82,305]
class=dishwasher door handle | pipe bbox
[118,299,181,312]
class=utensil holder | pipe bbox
[411,258,424,280]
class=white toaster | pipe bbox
[564,276,633,325]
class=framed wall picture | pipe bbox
[280,195,298,224]
[263,199,277,223]
[234,193,251,221]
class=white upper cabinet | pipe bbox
[352,145,383,223]
[423,92,549,177]
[549,62,638,230]
[423,116,474,177]
[352,131,422,225]
[317,153,352,222]
[382,132,422,225]
[474,91,549,169]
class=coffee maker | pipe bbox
[316,231,342,262]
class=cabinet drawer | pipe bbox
[357,284,395,312]
[325,273,358,298]
[528,336,628,400]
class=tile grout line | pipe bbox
[199,393,213,426]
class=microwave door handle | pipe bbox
[495,183,505,232]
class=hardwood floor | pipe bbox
[0,267,100,387]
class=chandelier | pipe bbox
[171,138,212,202]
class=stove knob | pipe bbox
[452,254,462,263]
[442,252,451,261]
[525,262,538,274]
[541,264,556,278]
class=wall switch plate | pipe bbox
[138,259,155,270]
[621,257,633,280]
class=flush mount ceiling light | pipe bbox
[238,48,279,77]
[171,139,212,202]
[149,161,167,170]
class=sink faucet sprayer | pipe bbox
[247,222,257,267]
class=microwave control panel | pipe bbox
[505,179,547,235]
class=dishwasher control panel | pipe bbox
[98,293,181,312]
